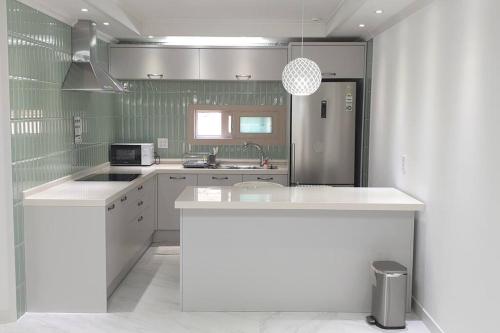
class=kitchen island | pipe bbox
[175,186,424,312]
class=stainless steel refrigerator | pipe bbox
[291,81,358,186]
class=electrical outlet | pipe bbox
[157,138,168,149]
[401,155,408,175]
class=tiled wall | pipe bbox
[116,80,289,160]
[7,0,117,317]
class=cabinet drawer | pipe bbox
[158,174,198,230]
[109,47,200,80]
[197,174,243,186]
[200,48,287,81]
[291,45,365,78]
[242,174,288,186]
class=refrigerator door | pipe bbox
[292,81,356,185]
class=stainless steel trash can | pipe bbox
[368,261,407,329]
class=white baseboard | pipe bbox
[412,297,445,333]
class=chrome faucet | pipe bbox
[242,142,267,167]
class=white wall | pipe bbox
[369,0,500,332]
[0,0,17,324]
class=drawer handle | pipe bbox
[137,216,144,222]
[235,74,251,80]
[137,185,143,191]
[322,72,337,77]
[107,204,115,211]
[120,196,127,202]
[170,176,187,180]
[138,200,144,207]
[147,73,164,79]
[257,177,273,181]
[212,176,229,180]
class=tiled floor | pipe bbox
[0,246,430,333]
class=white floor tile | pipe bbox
[0,247,431,333]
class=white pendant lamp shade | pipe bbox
[282,57,322,96]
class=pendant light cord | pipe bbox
[301,0,304,57]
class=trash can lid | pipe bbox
[372,261,407,274]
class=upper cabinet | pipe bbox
[290,43,366,79]
[109,47,200,80]
[199,48,288,81]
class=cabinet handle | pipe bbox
[107,204,115,211]
[322,72,337,77]
[235,74,251,80]
[138,200,144,207]
[147,73,164,79]
[170,176,186,180]
[137,185,143,191]
[212,176,229,180]
[137,216,144,222]
[120,196,127,202]
[257,177,273,181]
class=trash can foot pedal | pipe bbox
[366,315,406,330]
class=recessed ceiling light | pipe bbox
[358,24,366,28]
[148,35,154,39]
[103,22,110,26]
[81,8,88,12]
[375,9,383,14]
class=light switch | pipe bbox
[401,155,407,175]
[158,138,169,149]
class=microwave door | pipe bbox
[111,145,141,165]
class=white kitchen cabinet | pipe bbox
[199,48,287,81]
[290,43,365,78]
[25,176,157,313]
[157,174,197,230]
[109,46,200,80]
[197,174,243,186]
[242,174,288,186]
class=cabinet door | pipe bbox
[158,174,197,230]
[109,47,200,80]
[242,174,288,186]
[291,45,365,78]
[200,48,287,81]
[197,174,243,186]
[105,200,125,288]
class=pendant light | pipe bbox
[282,0,322,96]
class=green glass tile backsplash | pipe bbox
[7,0,117,317]
[116,80,289,159]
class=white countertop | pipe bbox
[175,186,424,211]
[23,163,288,207]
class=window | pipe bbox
[239,117,273,134]
[187,105,286,145]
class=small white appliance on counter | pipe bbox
[110,143,154,166]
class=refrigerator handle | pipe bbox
[291,143,296,185]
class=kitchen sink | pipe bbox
[216,164,263,169]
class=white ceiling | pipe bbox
[18,0,435,42]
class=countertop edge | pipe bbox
[174,202,424,211]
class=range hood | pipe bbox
[62,20,125,93]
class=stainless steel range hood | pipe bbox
[62,20,125,93]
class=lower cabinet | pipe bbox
[157,174,198,230]
[197,174,243,186]
[106,176,156,294]
[242,174,288,186]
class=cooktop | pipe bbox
[76,173,141,182]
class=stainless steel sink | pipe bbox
[216,164,263,170]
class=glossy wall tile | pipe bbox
[7,0,117,317]
[116,80,289,159]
